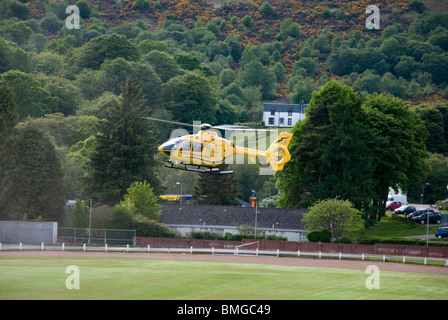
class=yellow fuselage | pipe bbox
[158,130,292,171]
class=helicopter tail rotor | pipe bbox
[265,132,293,171]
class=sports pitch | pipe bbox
[0,255,447,300]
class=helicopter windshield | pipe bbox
[159,138,184,157]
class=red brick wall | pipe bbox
[136,237,448,258]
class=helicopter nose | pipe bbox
[158,143,172,158]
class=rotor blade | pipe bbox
[212,124,273,132]
[141,117,201,128]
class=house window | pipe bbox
[268,117,274,125]
[279,118,284,125]
[288,118,292,125]
[270,107,275,115]
[288,108,292,116]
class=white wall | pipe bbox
[263,111,305,127]
[166,224,307,242]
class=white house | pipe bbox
[263,103,307,127]
[160,204,309,241]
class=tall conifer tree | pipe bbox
[86,78,161,205]
[193,164,239,205]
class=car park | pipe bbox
[407,209,434,220]
[394,205,416,215]
[387,201,402,211]
[411,211,442,224]
[435,227,448,239]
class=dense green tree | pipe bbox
[0,21,33,44]
[277,81,375,211]
[0,70,58,120]
[0,0,31,20]
[0,86,18,135]
[408,153,448,204]
[380,37,401,63]
[71,200,90,228]
[116,181,161,221]
[85,78,161,205]
[0,125,65,221]
[75,0,92,19]
[421,52,448,85]
[144,50,183,82]
[37,75,84,115]
[362,93,430,220]
[279,18,300,39]
[393,55,420,79]
[259,1,275,16]
[327,45,359,76]
[303,199,364,240]
[71,34,140,72]
[239,60,277,100]
[173,52,202,71]
[289,76,316,104]
[428,26,448,51]
[99,58,162,106]
[193,164,239,205]
[225,35,242,62]
[293,57,319,77]
[415,104,448,154]
[39,12,62,34]
[161,71,218,124]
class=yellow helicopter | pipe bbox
[144,117,293,174]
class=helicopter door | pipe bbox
[177,140,191,164]
[192,142,203,165]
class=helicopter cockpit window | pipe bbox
[180,141,191,152]
[172,139,183,150]
[192,142,203,153]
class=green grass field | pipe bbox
[0,256,447,300]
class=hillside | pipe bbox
[1,0,448,224]
[7,0,446,103]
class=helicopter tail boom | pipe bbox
[232,132,293,171]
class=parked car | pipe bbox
[435,227,448,239]
[411,211,442,224]
[407,209,434,220]
[387,201,402,211]
[394,205,416,215]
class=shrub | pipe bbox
[131,215,180,237]
[306,229,333,242]
[259,1,275,16]
[306,230,321,242]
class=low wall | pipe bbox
[136,237,448,258]
[137,237,241,249]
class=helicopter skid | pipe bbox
[165,162,233,174]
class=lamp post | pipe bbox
[176,182,183,204]
[88,199,92,245]
[426,211,430,247]
[421,182,429,204]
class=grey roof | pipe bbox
[263,103,307,113]
[160,204,308,230]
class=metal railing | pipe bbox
[58,227,136,246]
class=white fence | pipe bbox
[1,243,447,267]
